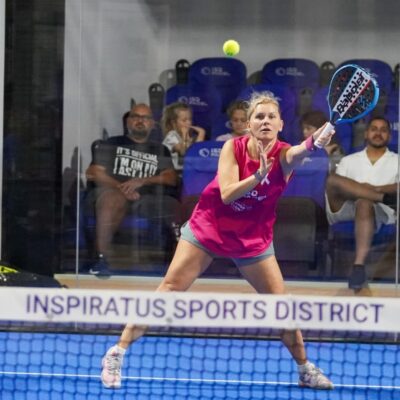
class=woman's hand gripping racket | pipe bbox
[314,64,380,148]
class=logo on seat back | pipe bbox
[199,148,221,157]
[201,66,230,76]
[275,67,305,77]
[178,96,208,107]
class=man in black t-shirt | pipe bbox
[85,103,180,277]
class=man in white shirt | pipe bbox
[326,117,398,290]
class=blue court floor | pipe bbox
[0,332,399,400]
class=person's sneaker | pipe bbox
[298,362,334,390]
[88,255,111,278]
[348,264,367,290]
[101,345,125,389]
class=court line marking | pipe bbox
[1,371,399,390]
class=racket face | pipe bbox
[327,64,380,124]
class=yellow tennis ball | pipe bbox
[223,40,240,57]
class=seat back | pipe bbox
[175,59,190,85]
[261,58,320,91]
[310,86,330,116]
[210,113,231,140]
[261,58,320,118]
[274,197,318,264]
[385,107,399,152]
[166,82,222,135]
[282,149,329,209]
[189,57,247,111]
[148,82,165,122]
[181,141,224,197]
[385,89,398,152]
[319,61,336,86]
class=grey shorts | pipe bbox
[180,222,275,267]
[325,194,396,231]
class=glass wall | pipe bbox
[3,0,399,290]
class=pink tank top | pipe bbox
[189,135,290,258]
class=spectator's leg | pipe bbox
[326,174,384,212]
[136,195,182,242]
[348,199,375,290]
[354,199,375,265]
[95,189,128,257]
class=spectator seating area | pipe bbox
[159,57,399,152]
[63,57,399,280]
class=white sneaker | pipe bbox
[298,362,334,390]
[101,345,124,389]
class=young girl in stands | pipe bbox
[216,100,248,141]
[162,102,206,171]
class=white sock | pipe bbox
[111,345,126,355]
[298,361,313,373]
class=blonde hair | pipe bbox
[161,102,191,134]
[246,91,281,119]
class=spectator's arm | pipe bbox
[191,126,206,142]
[86,164,120,189]
[119,168,178,194]
[375,183,397,194]
[139,168,177,187]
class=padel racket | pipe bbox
[315,63,379,148]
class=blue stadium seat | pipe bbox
[148,82,165,122]
[334,123,353,155]
[386,88,398,115]
[330,221,396,244]
[274,197,327,274]
[188,57,247,112]
[237,83,297,142]
[261,58,320,118]
[261,58,320,90]
[210,113,231,140]
[385,89,398,152]
[385,108,399,152]
[284,116,303,145]
[274,145,331,274]
[282,149,330,210]
[181,141,224,197]
[279,150,331,275]
[319,61,336,86]
[310,86,330,116]
[166,82,222,135]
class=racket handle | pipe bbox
[314,122,334,149]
